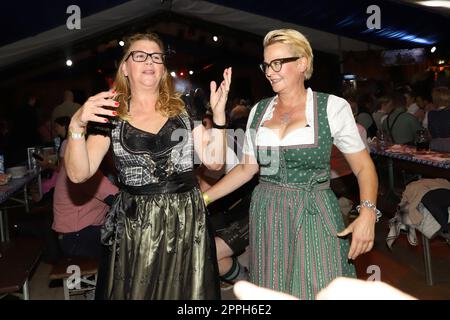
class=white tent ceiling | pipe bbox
[0,0,384,70]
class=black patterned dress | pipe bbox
[98,113,220,300]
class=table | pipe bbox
[371,145,450,193]
[0,237,43,299]
[0,169,41,242]
[371,145,449,286]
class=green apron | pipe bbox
[249,92,356,300]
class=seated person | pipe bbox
[345,91,377,138]
[197,111,255,286]
[198,164,256,286]
[381,92,422,145]
[34,117,71,202]
[53,137,118,259]
[428,87,450,153]
[372,95,391,133]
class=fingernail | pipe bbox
[114,101,119,106]
[111,90,116,94]
[112,111,118,116]
[104,118,109,123]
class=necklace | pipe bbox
[275,98,298,125]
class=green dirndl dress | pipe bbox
[248,92,356,300]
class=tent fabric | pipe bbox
[0,0,382,69]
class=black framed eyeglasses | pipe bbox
[259,56,300,73]
[126,51,166,64]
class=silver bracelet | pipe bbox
[356,200,382,223]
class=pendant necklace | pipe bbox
[275,97,298,125]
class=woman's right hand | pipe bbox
[70,91,119,129]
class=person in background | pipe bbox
[229,100,250,132]
[428,86,450,153]
[372,95,392,133]
[356,93,377,138]
[428,87,450,139]
[381,92,422,145]
[36,117,71,201]
[405,89,419,116]
[197,109,254,289]
[415,91,434,128]
[346,92,377,138]
[53,135,118,259]
[51,90,81,122]
[198,163,253,290]
[38,115,54,147]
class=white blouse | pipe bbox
[243,88,365,158]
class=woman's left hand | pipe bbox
[209,67,232,120]
[337,208,376,260]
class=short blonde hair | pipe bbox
[263,29,314,80]
[432,86,450,107]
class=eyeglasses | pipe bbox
[259,56,300,73]
[126,51,166,64]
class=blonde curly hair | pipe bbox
[113,33,185,119]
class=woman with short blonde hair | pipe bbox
[263,28,314,80]
[204,28,378,299]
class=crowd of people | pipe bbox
[348,84,450,152]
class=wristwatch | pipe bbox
[68,129,86,140]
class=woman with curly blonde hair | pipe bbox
[65,32,232,299]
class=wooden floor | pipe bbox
[354,218,450,300]
[2,184,450,300]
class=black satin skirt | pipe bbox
[101,175,220,300]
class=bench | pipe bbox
[49,256,98,300]
[0,238,44,300]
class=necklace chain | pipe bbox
[275,97,298,125]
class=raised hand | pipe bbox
[70,90,119,129]
[209,67,232,118]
